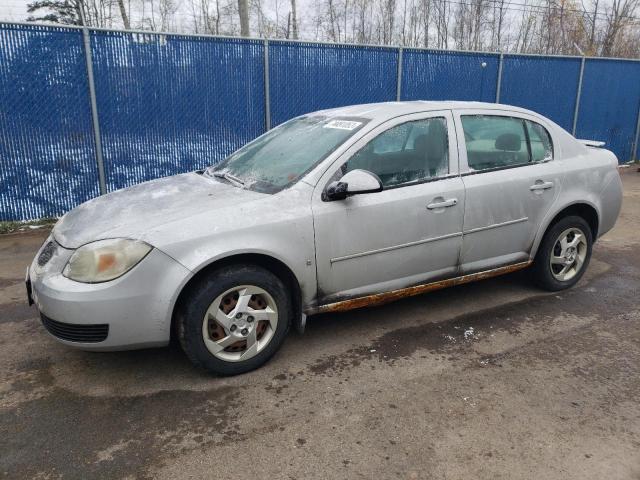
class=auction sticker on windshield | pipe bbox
[324,120,362,130]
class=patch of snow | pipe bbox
[464,327,475,340]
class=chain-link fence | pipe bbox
[0,24,100,221]
[1,22,640,221]
[268,42,398,126]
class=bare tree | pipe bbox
[116,0,130,28]
[190,0,222,34]
[514,3,538,52]
[27,0,640,59]
[290,0,299,39]
[601,0,640,55]
[432,0,451,48]
[491,0,508,50]
[238,0,249,35]
[383,0,396,44]
[31,0,118,27]
[581,0,600,54]
[420,0,431,47]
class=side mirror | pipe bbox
[325,169,383,201]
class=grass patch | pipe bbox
[0,218,57,235]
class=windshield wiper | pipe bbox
[212,171,245,187]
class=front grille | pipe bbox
[37,241,57,267]
[41,314,109,343]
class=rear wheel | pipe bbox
[532,215,593,291]
[177,264,291,375]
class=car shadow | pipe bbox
[40,268,539,386]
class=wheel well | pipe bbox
[547,203,599,238]
[170,253,303,339]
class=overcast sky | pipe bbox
[0,0,315,25]
[1,0,31,22]
[0,0,325,42]
[0,0,622,46]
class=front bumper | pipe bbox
[29,239,192,351]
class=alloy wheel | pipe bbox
[549,227,588,282]
[202,285,278,362]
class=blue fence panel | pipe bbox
[636,122,640,161]
[268,42,398,126]
[500,55,581,131]
[90,31,266,191]
[0,23,99,221]
[401,49,499,102]
[3,23,640,221]
[576,58,640,162]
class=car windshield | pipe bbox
[206,115,368,193]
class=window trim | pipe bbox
[524,119,555,163]
[456,111,555,176]
[522,118,534,162]
[460,160,544,177]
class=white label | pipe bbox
[324,120,362,130]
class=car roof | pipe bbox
[312,101,538,120]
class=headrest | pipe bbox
[495,133,521,152]
[414,134,429,151]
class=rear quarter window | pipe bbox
[526,120,553,162]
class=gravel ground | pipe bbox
[1,168,639,480]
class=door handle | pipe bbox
[530,181,554,191]
[427,198,457,209]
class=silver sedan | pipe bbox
[27,101,623,375]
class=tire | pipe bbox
[531,215,593,291]
[176,264,291,375]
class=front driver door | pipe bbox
[311,111,465,306]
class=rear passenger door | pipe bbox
[454,110,561,273]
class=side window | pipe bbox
[526,120,553,162]
[344,117,449,188]
[461,115,529,171]
[368,123,410,154]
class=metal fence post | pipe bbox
[396,47,403,101]
[572,56,585,137]
[495,53,504,103]
[79,18,107,195]
[263,39,271,131]
[633,102,640,162]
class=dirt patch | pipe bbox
[0,386,242,479]
[309,248,639,376]
[0,278,21,289]
[0,302,37,324]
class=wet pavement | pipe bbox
[1,168,639,479]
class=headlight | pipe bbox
[63,239,152,283]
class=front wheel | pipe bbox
[177,264,291,375]
[532,215,593,291]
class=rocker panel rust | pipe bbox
[308,260,533,314]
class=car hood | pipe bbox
[54,173,267,249]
